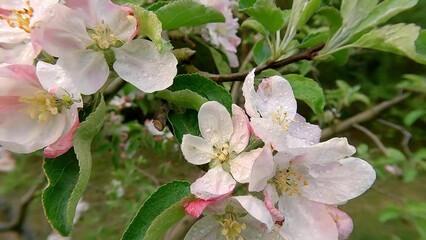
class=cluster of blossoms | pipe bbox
[0,0,177,157]
[181,70,376,240]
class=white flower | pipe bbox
[181,101,262,199]
[242,70,321,150]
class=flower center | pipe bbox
[0,0,33,33]
[273,162,308,196]
[215,143,230,163]
[219,212,246,240]
[19,90,77,122]
[89,19,121,50]
[270,108,291,131]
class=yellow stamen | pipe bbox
[89,19,119,50]
[0,0,33,33]
[273,162,308,196]
[219,213,246,240]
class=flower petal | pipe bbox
[113,39,177,93]
[279,196,338,240]
[184,215,223,240]
[44,115,79,158]
[326,205,353,240]
[249,144,276,192]
[241,69,259,118]
[301,157,376,205]
[191,166,236,200]
[229,104,250,154]
[0,64,40,96]
[181,134,215,165]
[57,50,109,95]
[287,113,321,147]
[233,195,274,230]
[184,193,231,218]
[230,148,262,183]
[197,101,233,146]
[250,117,287,151]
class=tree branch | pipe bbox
[321,93,411,140]
[201,43,325,82]
[352,123,388,156]
[377,119,412,156]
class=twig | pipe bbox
[202,43,325,82]
[153,101,170,131]
[377,119,413,156]
[135,167,160,186]
[352,123,388,156]
[321,93,411,140]
[0,174,46,232]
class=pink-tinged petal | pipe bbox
[0,111,66,153]
[250,117,287,151]
[181,134,215,165]
[197,101,233,146]
[44,116,79,158]
[36,61,83,108]
[57,50,109,95]
[279,197,338,240]
[229,104,250,154]
[242,69,259,118]
[0,22,28,43]
[291,138,356,166]
[301,157,376,205]
[255,76,297,120]
[249,144,276,192]
[191,166,236,200]
[287,114,321,147]
[184,193,231,218]
[230,148,262,183]
[113,39,177,93]
[32,4,92,56]
[326,205,353,240]
[0,64,40,96]
[224,50,239,68]
[0,41,37,64]
[264,188,284,223]
[233,195,274,230]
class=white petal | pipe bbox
[36,61,83,107]
[198,101,233,146]
[279,196,338,240]
[233,195,274,230]
[184,215,223,240]
[31,4,92,56]
[0,64,40,96]
[181,134,215,165]
[113,39,177,93]
[326,205,353,240]
[191,167,236,200]
[301,157,376,205]
[230,148,262,183]
[0,41,37,64]
[242,69,259,118]
[249,144,276,192]
[287,114,321,147]
[250,118,287,151]
[254,76,297,120]
[57,50,109,95]
[228,104,250,154]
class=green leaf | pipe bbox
[156,89,208,110]
[349,24,426,65]
[194,37,232,74]
[168,110,200,143]
[155,0,225,30]
[354,0,418,35]
[241,19,267,36]
[296,0,321,29]
[317,7,342,38]
[397,74,426,93]
[340,0,378,27]
[168,74,233,112]
[404,109,426,127]
[42,97,106,235]
[112,0,141,5]
[285,74,325,114]
[239,0,256,9]
[121,181,191,240]
[299,32,328,49]
[128,4,167,51]
[379,205,402,223]
[416,30,426,58]
[253,39,271,65]
[244,0,287,33]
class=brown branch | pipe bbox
[352,123,388,156]
[0,174,46,232]
[321,93,411,140]
[377,119,412,156]
[202,43,325,82]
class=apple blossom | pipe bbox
[197,0,241,67]
[181,101,262,199]
[31,0,177,95]
[0,62,82,157]
[184,195,282,240]
[242,70,321,150]
[248,138,376,239]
